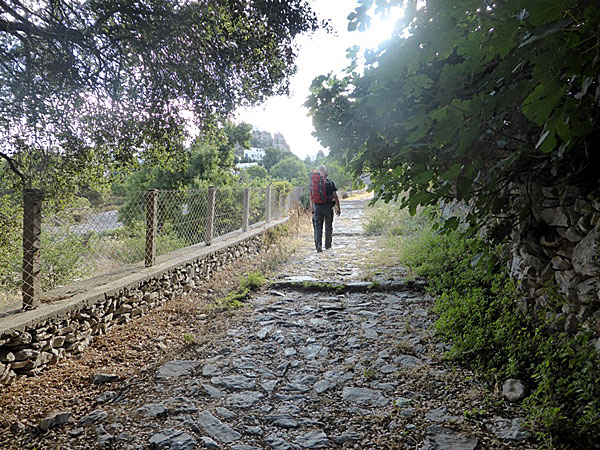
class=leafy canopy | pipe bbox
[306,0,599,238]
[0,0,318,191]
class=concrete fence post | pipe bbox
[265,185,272,224]
[206,186,216,245]
[22,189,43,310]
[145,189,158,267]
[242,187,250,232]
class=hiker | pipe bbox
[309,165,341,252]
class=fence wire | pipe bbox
[156,190,208,256]
[4,184,298,308]
[40,191,146,294]
[0,195,23,311]
[214,187,244,237]
[250,188,266,226]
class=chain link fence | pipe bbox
[249,188,266,227]
[1,184,300,312]
[214,187,244,237]
[0,195,23,311]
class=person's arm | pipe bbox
[333,191,341,216]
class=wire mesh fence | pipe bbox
[156,189,209,255]
[1,184,298,311]
[249,188,266,226]
[40,190,146,293]
[0,195,23,310]
[214,187,244,237]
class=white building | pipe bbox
[236,162,259,169]
[244,147,265,161]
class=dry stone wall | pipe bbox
[0,229,274,388]
[509,184,600,339]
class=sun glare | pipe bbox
[358,7,406,50]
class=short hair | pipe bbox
[318,165,327,174]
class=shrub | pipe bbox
[394,218,600,448]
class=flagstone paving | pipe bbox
[29,199,536,449]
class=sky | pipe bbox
[236,0,404,160]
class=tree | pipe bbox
[306,0,599,238]
[262,146,296,171]
[0,0,319,194]
[217,121,253,169]
[270,157,308,183]
[245,165,268,180]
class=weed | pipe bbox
[220,288,251,309]
[363,368,376,380]
[183,333,196,345]
[240,271,266,291]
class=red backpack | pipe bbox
[310,170,332,204]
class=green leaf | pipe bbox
[441,163,462,181]
[521,81,564,125]
[535,127,557,153]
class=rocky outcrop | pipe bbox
[249,129,290,152]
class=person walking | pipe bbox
[309,165,341,252]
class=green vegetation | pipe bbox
[307,0,599,239]
[240,272,267,292]
[1,1,319,199]
[364,204,600,448]
[220,271,267,309]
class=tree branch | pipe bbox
[0,151,25,184]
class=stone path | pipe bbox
[34,199,535,449]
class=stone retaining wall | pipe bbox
[509,184,600,338]
[0,220,287,387]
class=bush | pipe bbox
[393,217,600,448]
[363,201,430,237]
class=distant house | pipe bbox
[244,147,265,161]
[236,162,259,169]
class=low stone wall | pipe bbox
[0,219,287,387]
[509,184,600,338]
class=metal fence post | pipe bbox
[242,187,250,232]
[145,189,158,267]
[22,189,43,310]
[206,186,216,245]
[265,185,271,224]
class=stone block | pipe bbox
[6,332,33,346]
[13,349,40,361]
[574,198,594,215]
[565,314,580,333]
[541,207,569,227]
[0,350,15,363]
[551,256,572,271]
[52,335,66,348]
[573,225,600,276]
[557,227,584,243]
